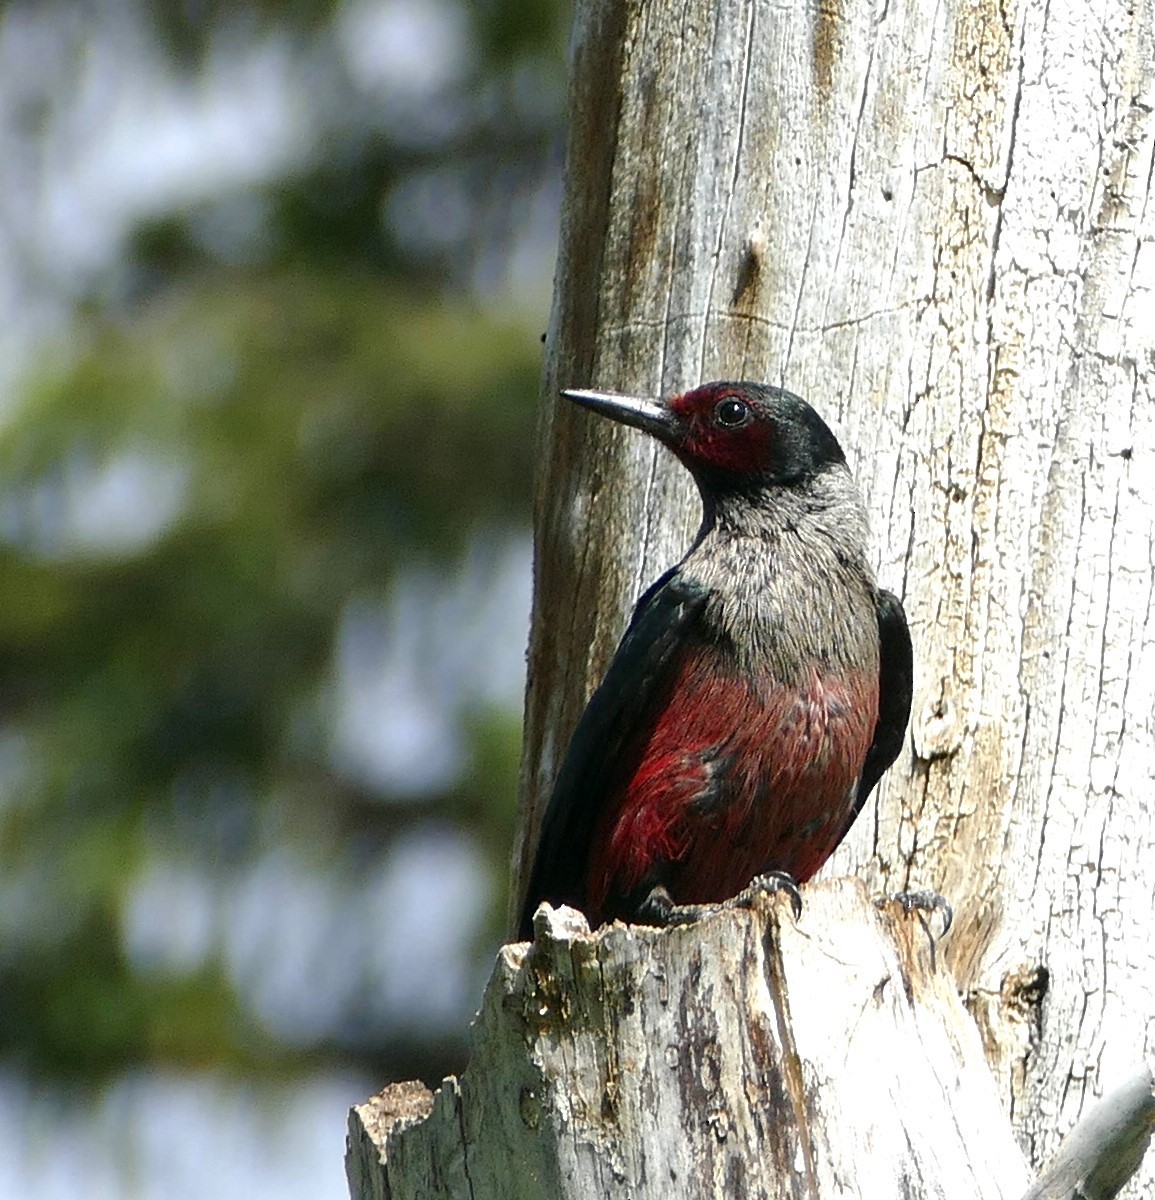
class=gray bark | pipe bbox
[506,0,1155,1184]
[1021,1068,1155,1200]
[349,884,1033,1199]
[347,0,1155,1191]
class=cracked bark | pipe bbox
[349,886,1034,1199]
[348,0,1155,1194]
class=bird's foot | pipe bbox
[731,871,803,920]
[881,889,953,937]
[635,871,802,927]
[633,886,715,927]
[876,889,953,970]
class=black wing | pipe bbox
[517,569,709,939]
[853,587,913,821]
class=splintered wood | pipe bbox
[347,881,1031,1200]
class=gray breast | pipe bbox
[683,466,881,684]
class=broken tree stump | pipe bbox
[347,879,1037,1199]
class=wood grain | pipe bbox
[511,0,1155,1184]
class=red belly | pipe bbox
[586,645,878,922]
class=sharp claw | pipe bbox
[739,870,803,920]
[634,885,715,927]
[888,889,953,937]
[632,872,804,927]
[876,889,953,971]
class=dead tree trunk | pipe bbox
[348,0,1155,1193]
[348,888,1153,1199]
[350,885,1032,1199]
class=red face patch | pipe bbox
[668,384,776,475]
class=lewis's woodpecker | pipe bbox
[517,381,912,940]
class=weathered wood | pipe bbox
[347,1082,434,1200]
[349,881,1034,1199]
[509,0,1155,1183]
[1019,1068,1155,1200]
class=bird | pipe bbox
[517,380,913,942]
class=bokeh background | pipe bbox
[0,1,567,1196]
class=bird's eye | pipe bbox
[714,397,750,428]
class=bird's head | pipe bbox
[562,381,846,491]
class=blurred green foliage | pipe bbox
[0,0,566,1085]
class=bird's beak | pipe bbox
[562,388,684,443]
